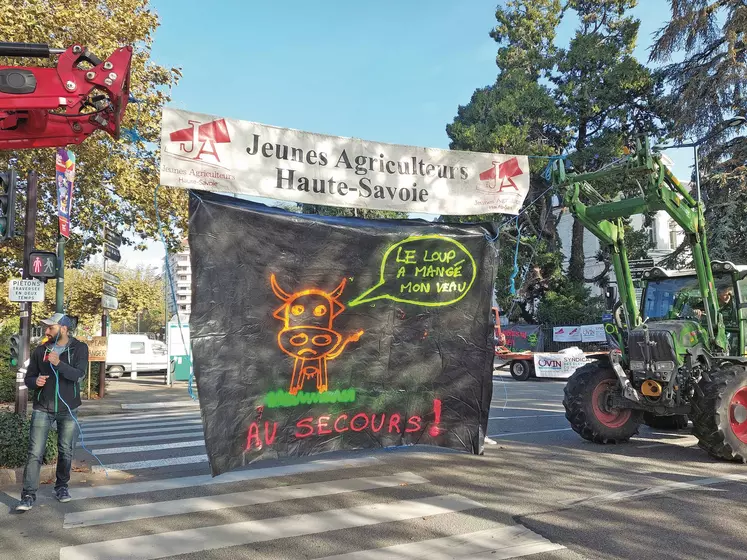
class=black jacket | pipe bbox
[24,337,89,414]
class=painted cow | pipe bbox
[271,274,363,395]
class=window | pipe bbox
[130,342,145,354]
[179,275,187,281]
[179,295,187,301]
[669,220,678,250]
[180,305,187,311]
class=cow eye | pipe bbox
[313,305,327,317]
[291,304,304,315]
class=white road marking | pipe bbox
[81,423,203,438]
[319,525,565,560]
[59,494,482,560]
[92,454,208,473]
[80,410,200,423]
[79,418,202,433]
[93,440,205,455]
[28,457,382,501]
[63,472,428,528]
[560,473,747,507]
[121,401,199,409]
[82,430,204,446]
[489,428,573,438]
[489,414,566,420]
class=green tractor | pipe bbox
[553,138,747,462]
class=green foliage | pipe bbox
[0,264,164,337]
[651,1,747,266]
[0,0,184,280]
[446,0,667,321]
[298,204,407,220]
[537,281,605,325]
[0,411,57,469]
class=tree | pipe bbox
[0,263,164,337]
[446,0,592,323]
[552,0,666,282]
[651,1,747,263]
[0,0,184,281]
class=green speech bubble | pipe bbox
[348,235,477,307]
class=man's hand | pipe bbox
[36,375,48,387]
[48,351,61,366]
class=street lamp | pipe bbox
[656,116,747,204]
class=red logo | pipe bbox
[478,157,523,193]
[169,118,230,163]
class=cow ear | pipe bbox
[273,305,287,320]
[329,278,346,299]
[331,300,345,319]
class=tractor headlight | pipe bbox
[655,361,675,372]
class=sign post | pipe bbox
[87,336,107,399]
[16,171,38,416]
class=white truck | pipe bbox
[105,333,168,378]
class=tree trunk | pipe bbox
[569,217,586,282]
[569,118,588,283]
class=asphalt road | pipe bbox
[3,370,747,559]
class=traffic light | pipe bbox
[9,333,21,367]
[0,170,17,242]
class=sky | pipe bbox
[119,0,692,269]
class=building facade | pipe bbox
[164,237,191,319]
[555,180,691,297]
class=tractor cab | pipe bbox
[640,260,747,358]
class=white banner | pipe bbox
[159,108,530,216]
[581,324,606,343]
[552,326,582,342]
[533,353,592,378]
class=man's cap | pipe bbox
[41,313,73,327]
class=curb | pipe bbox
[0,460,91,487]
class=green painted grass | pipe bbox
[264,388,356,408]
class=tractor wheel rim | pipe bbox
[591,379,631,428]
[729,387,747,443]
[515,363,525,375]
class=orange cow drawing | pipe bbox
[271,274,363,395]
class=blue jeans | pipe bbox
[21,408,78,500]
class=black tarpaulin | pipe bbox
[188,190,497,476]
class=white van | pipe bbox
[106,334,168,378]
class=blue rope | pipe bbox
[49,335,108,478]
[121,95,145,143]
[154,184,197,401]
[509,217,522,295]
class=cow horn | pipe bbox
[270,274,291,301]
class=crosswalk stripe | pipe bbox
[319,525,565,559]
[121,401,199,409]
[81,422,203,438]
[67,456,380,499]
[80,418,202,433]
[80,410,200,423]
[63,472,428,528]
[92,440,205,455]
[82,430,205,447]
[59,494,482,560]
[92,454,208,473]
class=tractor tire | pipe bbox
[691,365,747,462]
[563,364,641,443]
[510,360,533,381]
[643,413,689,430]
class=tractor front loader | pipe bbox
[552,138,747,462]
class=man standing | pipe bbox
[15,313,89,512]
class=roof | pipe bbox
[642,260,747,280]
